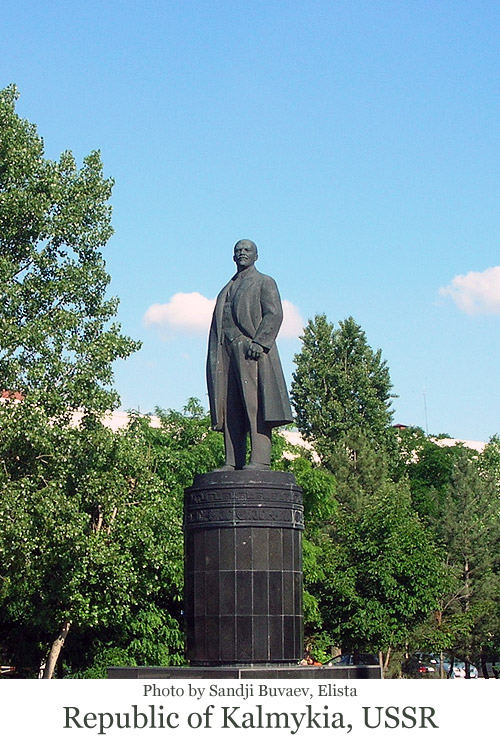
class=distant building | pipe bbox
[392,422,486,453]
[430,437,486,453]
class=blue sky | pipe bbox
[2,0,499,441]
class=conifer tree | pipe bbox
[291,314,395,473]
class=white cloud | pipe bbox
[144,292,304,337]
[144,292,215,334]
[280,299,305,338]
[439,266,500,315]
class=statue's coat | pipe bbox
[207,265,293,431]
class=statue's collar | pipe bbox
[232,265,257,282]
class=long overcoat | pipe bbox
[206,266,293,431]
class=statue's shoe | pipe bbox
[214,464,235,472]
[242,462,270,471]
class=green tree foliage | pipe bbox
[0,85,140,416]
[437,451,500,671]
[327,429,392,510]
[306,481,444,663]
[480,435,500,489]
[291,315,395,468]
[397,428,457,521]
[399,439,500,675]
[290,316,449,671]
[1,394,498,676]
[0,400,224,677]
[287,458,338,656]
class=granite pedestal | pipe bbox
[183,470,303,666]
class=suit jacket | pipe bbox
[206,265,293,431]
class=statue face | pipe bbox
[233,240,257,269]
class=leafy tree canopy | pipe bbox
[0,85,140,416]
[291,314,395,466]
[0,400,224,677]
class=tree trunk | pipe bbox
[384,646,392,674]
[480,654,489,679]
[378,650,384,679]
[42,620,71,679]
[448,654,455,679]
[463,557,471,679]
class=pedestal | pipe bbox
[183,470,304,666]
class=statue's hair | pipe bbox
[234,239,257,253]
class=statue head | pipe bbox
[233,239,258,270]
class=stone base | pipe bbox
[184,470,304,665]
[108,665,381,679]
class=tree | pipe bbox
[0,401,225,678]
[478,436,500,669]
[0,85,140,416]
[277,433,446,672]
[291,315,395,470]
[307,480,444,673]
[392,431,500,675]
[437,451,500,676]
[290,314,443,671]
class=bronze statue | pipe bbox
[207,239,293,470]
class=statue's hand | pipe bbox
[246,341,263,360]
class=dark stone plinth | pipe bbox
[184,471,304,666]
[109,665,381,679]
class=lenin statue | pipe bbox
[206,239,293,470]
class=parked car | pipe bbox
[328,653,379,667]
[414,653,438,674]
[451,660,478,678]
[442,658,478,678]
[412,652,479,678]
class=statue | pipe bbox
[207,239,293,470]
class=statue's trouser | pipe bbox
[223,337,272,469]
